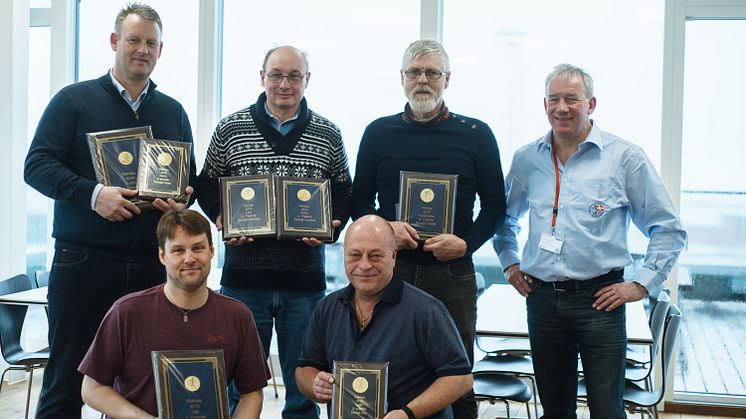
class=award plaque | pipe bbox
[220,175,276,239]
[276,177,332,241]
[152,350,230,419]
[398,171,458,239]
[87,126,153,208]
[331,361,388,419]
[137,138,191,203]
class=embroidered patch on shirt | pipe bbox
[589,202,606,217]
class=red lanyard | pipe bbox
[551,141,561,233]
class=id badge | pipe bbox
[539,232,563,254]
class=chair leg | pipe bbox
[503,399,511,419]
[25,368,34,419]
[0,366,8,395]
[268,355,278,398]
[528,376,539,419]
[525,400,532,419]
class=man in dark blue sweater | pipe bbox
[349,39,506,419]
[23,4,196,418]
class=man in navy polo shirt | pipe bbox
[296,215,472,419]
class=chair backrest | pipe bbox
[0,274,34,362]
[648,289,671,360]
[648,304,683,403]
[35,270,50,288]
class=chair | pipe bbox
[473,354,538,418]
[0,274,51,419]
[476,336,532,356]
[34,270,50,319]
[578,305,682,419]
[473,373,533,419]
[626,289,670,367]
[33,270,50,288]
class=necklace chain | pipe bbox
[164,286,208,323]
[355,297,374,333]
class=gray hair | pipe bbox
[114,2,163,37]
[402,39,450,71]
[545,64,594,98]
[262,46,310,73]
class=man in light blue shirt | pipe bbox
[492,64,686,418]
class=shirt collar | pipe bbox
[538,119,604,152]
[109,69,150,103]
[339,276,405,306]
[402,102,451,126]
[264,102,300,125]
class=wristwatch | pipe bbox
[401,405,416,419]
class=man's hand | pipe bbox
[504,264,533,297]
[422,234,467,262]
[152,186,193,212]
[593,281,647,311]
[382,410,408,419]
[300,220,342,247]
[389,221,419,250]
[217,214,254,246]
[311,371,334,402]
[94,186,141,222]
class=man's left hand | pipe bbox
[300,220,342,247]
[152,186,193,212]
[593,281,647,311]
[422,234,467,262]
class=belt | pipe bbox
[535,269,624,292]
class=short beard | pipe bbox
[407,86,439,115]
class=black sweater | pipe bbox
[349,105,506,264]
[197,94,352,291]
[24,74,196,262]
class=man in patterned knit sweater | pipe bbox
[196,45,351,419]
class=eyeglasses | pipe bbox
[403,69,446,81]
[265,72,307,84]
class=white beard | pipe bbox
[409,94,438,114]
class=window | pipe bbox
[444,0,665,284]
[26,27,52,278]
[675,18,746,399]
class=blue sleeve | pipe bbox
[24,89,98,208]
[416,301,472,377]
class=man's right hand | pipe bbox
[311,371,334,402]
[94,187,141,222]
[389,221,419,250]
[216,214,254,245]
[505,263,533,297]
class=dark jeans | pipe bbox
[395,259,478,419]
[221,286,323,419]
[35,249,164,419]
[527,278,626,419]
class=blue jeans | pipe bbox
[526,279,626,419]
[395,259,478,419]
[221,286,323,419]
[36,249,165,419]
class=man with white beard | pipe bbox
[349,39,506,419]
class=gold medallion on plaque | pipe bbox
[183,376,201,392]
[157,152,173,166]
[419,188,435,203]
[118,151,134,166]
[241,187,255,200]
[351,377,369,394]
[296,188,312,202]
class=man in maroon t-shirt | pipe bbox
[79,209,270,418]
